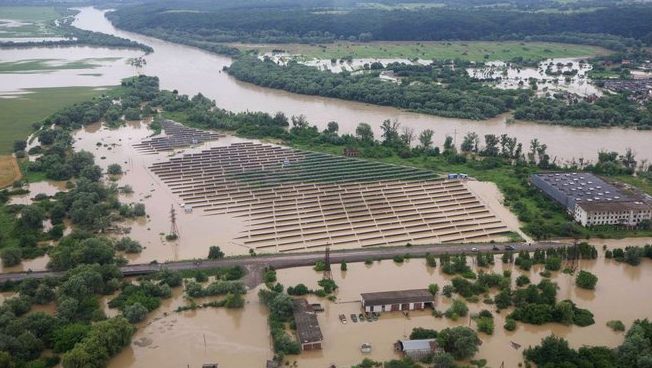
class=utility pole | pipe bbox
[323,243,332,280]
[169,204,179,239]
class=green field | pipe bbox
[0,58,121,73]
[247,41,609,62]
[0,86,116,154]
[0,6,62,38]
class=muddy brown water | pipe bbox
[104,245,652,368]
[65,7,652,163]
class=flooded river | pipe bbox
[106,245,652,368]
[66,7,652,163]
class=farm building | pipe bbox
[292,299,323,351]
[531,173,651,227]
[394,339,442,361]
[360,289,434,313]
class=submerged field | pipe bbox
[237,41,609,62]
[0,86,116,154]
[0,58,121,73]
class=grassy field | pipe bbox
[0,58,121,73]
[0,156,21,189]
[0,6,60,21]
[241,41,609,62]
[0,86,116,155]
[0,6,62,38]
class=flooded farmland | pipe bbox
[105,246,652,368]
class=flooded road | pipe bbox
[68,7,652,163]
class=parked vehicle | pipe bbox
[505,245,516,251]
[351,314,358,323]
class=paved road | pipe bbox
[0,241,570,286]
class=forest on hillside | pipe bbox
[107,4,652,45]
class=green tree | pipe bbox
[418,129,434,149]
[107,164,123,175]
[355,122,374,144]
[428,283,439,296]
[123,302,148,323]
[576,270,598,290]
[208,246,225,259]
[410,327,437,340]
[326,121,339,134]
[340,260,347,271]
[437,326,479,360]
[431,353,456,368]
[53,323,92,353]
[20,205,46,229]
[1,247,22,267]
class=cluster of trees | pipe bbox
[605,245,652,266]
[227,56,520,120]
[151,91,289,138]
[226,56,652,128]
[504,279,595,327]
[514,244,597,271]
[0,263,134,367]
[524,319,652,367]
[108,4,652,45]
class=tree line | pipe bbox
[225,56,652,128]
[108,4,652,45]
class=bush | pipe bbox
[123,302,148,323]
[445,299,468,319]
[476,316,494,335]
[107,164,123,175]
[606,320,625,332]
[516,275,530,287]
[576,270,598,290]
[314,260,325,271]
[208,246,224,260]
[504,318,517,331]
[428,283,439,296]
[410,327,438,340]
[1,247,22,267]
[393,255,404,263]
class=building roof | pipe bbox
[361,289,433,306]
[577,201,651,213]
[398,339,438,352]
[292,298,323,344]
[532,172,631,207]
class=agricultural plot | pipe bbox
[149,142,509,252]
[133,119,222,153]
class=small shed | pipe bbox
[292,298,323,351]
[394,339,441,361]
[360,289,434,313]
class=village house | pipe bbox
[394,339,442,361]
[292,298,323,351]
[360,289,434,313]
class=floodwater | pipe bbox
[105,245,652,368]
[71,120,254,263]
[467,58,600,96]
[107,284,272,368]
[66,7,652,163]
[464,180,533,243]
[0,46,143,93]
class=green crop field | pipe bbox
[244,41,609,62]
[0,58,121,73]
[0,86,117,154]
[0,6,60,21]
[0,6,62,38]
